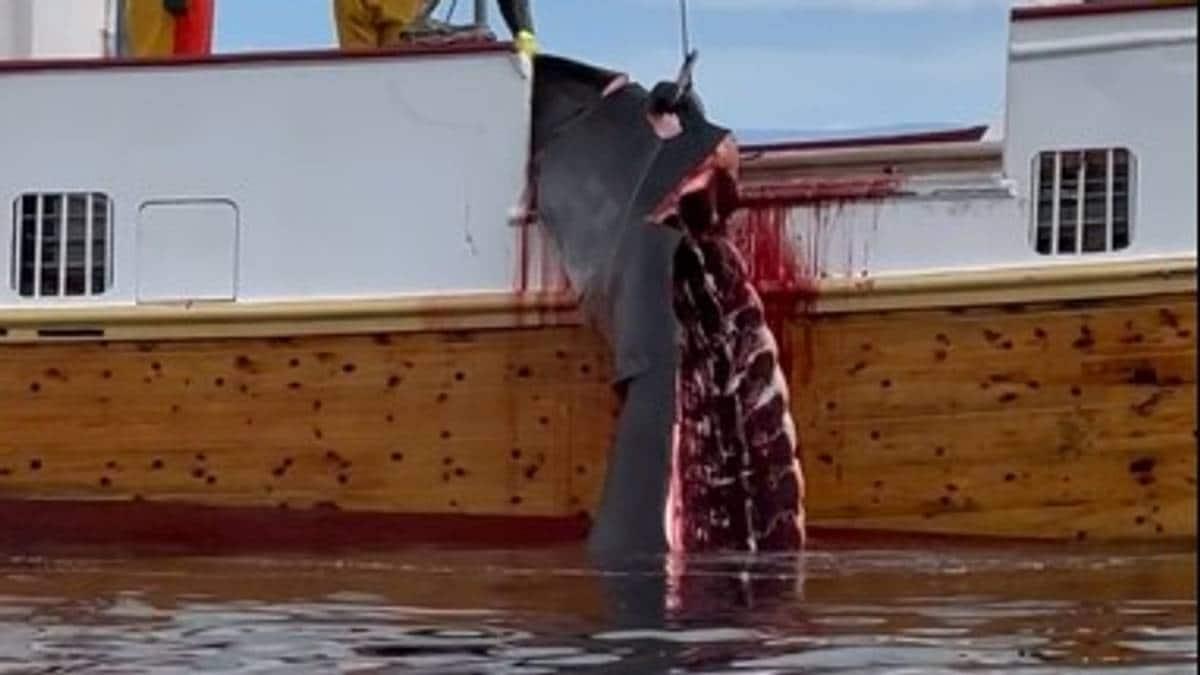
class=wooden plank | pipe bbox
[811,257,1196,313]
[791,291,1197,541]
[0,288,1193,543]
[805,394,1195,464]
[797,294,1194,379]
[0,325,613,518]
[0,292,580,338]
[566,378,619,517]
[6,387,576,442]
[791,295,1196,427]
[806,359,1194,423]
[804,431,1195,515]
[0,439,576,515]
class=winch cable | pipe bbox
[679,0,692,62]
[673,0,699,110]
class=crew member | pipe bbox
[333,0,536,56]
[121,0,215,58]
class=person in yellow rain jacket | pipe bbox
[121,0,215,58]
[333,0,537,56]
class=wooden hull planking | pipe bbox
[0,284,1193,546]
[788,292,1196,543]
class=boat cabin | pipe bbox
[1,2,540,327]
[1,1,1195,320]
[738,0,1196,307]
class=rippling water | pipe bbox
[0,544,1193,673]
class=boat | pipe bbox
[0,0,1194,551]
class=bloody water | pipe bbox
[0,543,1193,673]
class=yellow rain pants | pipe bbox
[122,0,214,58]
[123,0,176,58]
[334,0,426,49]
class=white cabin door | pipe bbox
[136,201,238,304]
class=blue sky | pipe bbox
[216,0,1015,137]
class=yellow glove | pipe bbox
[515,30,538,58]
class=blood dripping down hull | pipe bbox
[667,215,806,553]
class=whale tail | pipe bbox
[529,55,804,559]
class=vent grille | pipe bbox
[11,193,112,298]
[1033,149,1134,255]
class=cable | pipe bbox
[679,0,691,62]
[670,0,698,111]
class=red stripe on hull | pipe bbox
[0,42,512,77]
[0,499,591,555]
[1012,0,1195,21]
[739,175,903,208]
[0,500,1172,556]
[741,125,988,155]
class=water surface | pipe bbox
[0,544,1194,673]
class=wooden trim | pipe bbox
[809,257,1197,313]
[0,292,582,342]
[3,259,1192,339]
[738,141,1004,207]
[1011,27,1197,60]
[0,41,514,77]
[740,125,989,155]
[0,497,1104,554]
[5,255,1193,335]
[1012,0,1195,21]
[740,141,1003,173]
[739,175,903,207]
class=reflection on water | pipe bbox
[0,545,1193,673]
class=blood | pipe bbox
[728,206,814,385]
[739,174,902,209]
[730,173,901,383]
[514,180,572,296]
[736,173,900,288]
[516,209,530,294]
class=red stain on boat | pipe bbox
[730,173,902,382]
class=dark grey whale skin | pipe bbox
[528,55,730,561]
